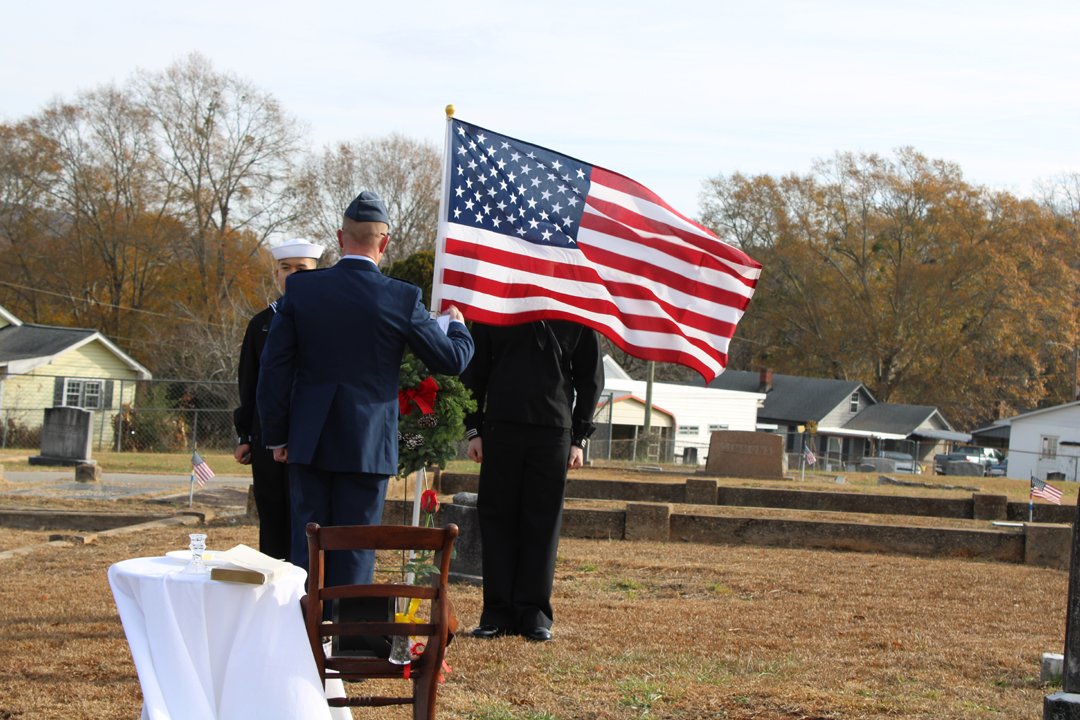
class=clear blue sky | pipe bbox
[2,0,1076,216]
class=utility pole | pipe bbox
[641,361,654,461]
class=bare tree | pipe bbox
[0,87,179,342]
[293,133,440,266]
[135,52,307,300]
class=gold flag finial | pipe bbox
[445,105,455,118]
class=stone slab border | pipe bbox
[382,497,1072,572]
[0,508,245,562]
[439,473,1075,524]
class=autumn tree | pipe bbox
[700,149,1078,428]
[0,87,181,343]
[0,57,299,380]
[293,133,440,266]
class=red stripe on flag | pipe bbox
[442,240,740,337]
[442,268,733,356]
[576,235,756,312]
[590,167,719,237]
[583,195,761,283]
[462,304,726,379]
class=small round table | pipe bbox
[109,556,346,719]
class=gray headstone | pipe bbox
[1046,503,1080,719]
[1045,653,1065,684]
[442,494,482,585]
[703,431,786,479]
[945,460,984,477]
[74,463,102,484]
[453,492,478,507]
[858,457,898,474]
[29,407,95,467]
[1044,691,1080,719]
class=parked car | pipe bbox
[877,451,921,474]
[988,458,1008,477]
[934,446,1005,475]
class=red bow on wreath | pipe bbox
[398,376,438,415]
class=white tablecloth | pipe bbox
[109,556,348,720]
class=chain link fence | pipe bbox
[1,374,238,454]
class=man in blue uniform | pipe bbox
[257,191,473,588]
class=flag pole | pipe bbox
[642,361,654,461]
[430,104,456,313]
[800,445,805,482]
[404,466,427,586]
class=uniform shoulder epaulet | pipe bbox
[385,275,420,289]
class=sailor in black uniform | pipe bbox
[233,237,324,560]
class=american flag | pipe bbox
[432,118,761,383]
[1031,476,1063,505]
[803,444,817,466]
[191,449,215,487]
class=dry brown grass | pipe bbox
[0,512,1067,720]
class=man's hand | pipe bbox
[234,443,252,465]
[467,437,483,464]
[444,305,465,323]
[273,447,289,463]
[568,444,584,470]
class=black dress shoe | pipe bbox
[522,627,552,643]
[471,625,508,639]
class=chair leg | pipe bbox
[413,669,438,720]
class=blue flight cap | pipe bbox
[344,191,390,226]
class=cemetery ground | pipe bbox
[0,458,1072,719]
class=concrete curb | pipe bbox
[0,507,248,562]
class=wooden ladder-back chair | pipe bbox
[302,521,459,719]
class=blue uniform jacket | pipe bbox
[256,258,474,474]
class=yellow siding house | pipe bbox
[0,304,151,450]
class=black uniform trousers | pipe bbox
[248,443,291,562]
[477,420,571,633]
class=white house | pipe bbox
[992,401,1080,482]
[600,356,763,465]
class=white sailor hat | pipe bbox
[270,238,325,261]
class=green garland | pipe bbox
[397,352,477,477]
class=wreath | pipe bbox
[397,351,477,477]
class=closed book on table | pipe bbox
[210,544,291,585]
[210,563,290,585]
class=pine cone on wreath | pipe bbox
[417,413,440,429]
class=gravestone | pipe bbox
[702,431,786,479]
[441,492,482,585]
[945,460,984,477]
[858,457,897,474]
[74,463,102,483]
[1045,503,1080,719]
[29,407,96,467]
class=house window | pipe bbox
[850,392,860,413]
[64,379,103,410]
[677,426,699,436]
[1042,436,1059,460]
[708,424,729,433]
